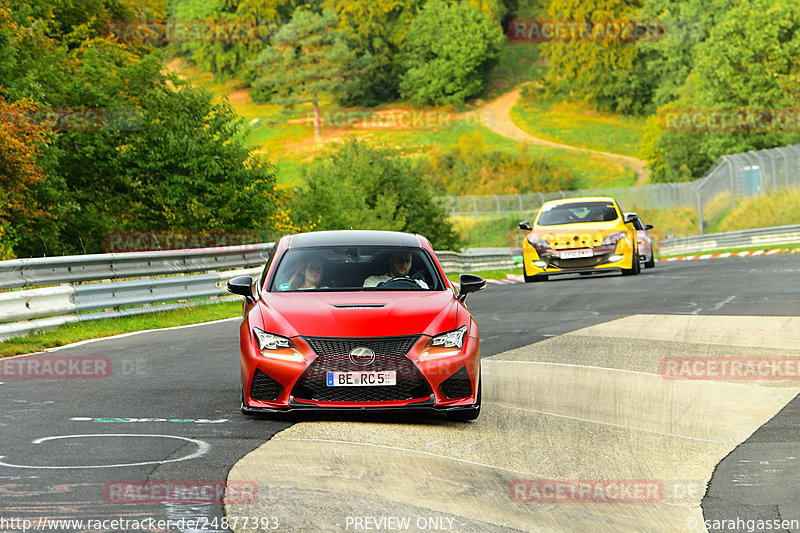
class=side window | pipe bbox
[259,245,278,292]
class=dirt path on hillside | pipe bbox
[480,87,650,185]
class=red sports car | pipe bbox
[227,230,486,421]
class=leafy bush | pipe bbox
[416,132,576,195]
[400,0,505,105]
[2,4,281,257]
[289,139,462,250]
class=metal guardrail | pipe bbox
[0,244,274,290]
[0,245,514,341]
[658,225,800,256]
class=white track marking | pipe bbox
[0,434,209,469]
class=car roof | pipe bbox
[286,230,422,249]
[542,196,617,207]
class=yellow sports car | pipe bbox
[518,197,640,282]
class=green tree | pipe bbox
[36,42,280,255]
[2,2,282,256]
[645,0,800,182]
[0,95,54,259]
[636,0,736,110]
[540,0,653,115]
[323,0,423,105]
[290,139,462,250]
[400,0,504,106]
[166,0,300,83]
[250,8,354,138]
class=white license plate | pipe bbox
[559,248,593,259]
[326,371,396,387]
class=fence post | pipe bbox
[696,188,704,234]
[776,147,790,190]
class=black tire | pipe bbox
[644,253,655,269]
[524,271,549,282]
[621,253,641,276]
[447,379,481,422]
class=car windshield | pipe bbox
[269,246,444,292]
[537,201,619,226]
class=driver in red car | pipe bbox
[363,251,429,288]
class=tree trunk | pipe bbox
[313,96,321,141]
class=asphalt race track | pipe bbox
[1,254,798,532]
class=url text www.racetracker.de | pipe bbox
[0,516,281,531]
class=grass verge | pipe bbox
[0,300,243,358]
[510,93,648,161]
[445,267,523,284]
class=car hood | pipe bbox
[256,291,459,339]
[532,221,625,246]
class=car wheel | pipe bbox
[645,253,655,269]
[446,379,481,422]
[524,272,548,282]
[622,253,640,276]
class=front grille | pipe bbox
[550,256,606,269]
[250,369,283,401]
[440,367,472,399]
[304,336,418,358]
[292,336,432,402]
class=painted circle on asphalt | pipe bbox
[0,434,210,469]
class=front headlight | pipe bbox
[253,328,295,350]
[602,231,628,246]
[426,326,467,349]
[526,236,551,254]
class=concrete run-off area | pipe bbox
[225,314,800,532]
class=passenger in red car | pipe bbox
[289,257,326,289]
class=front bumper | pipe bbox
[522,245,635,276]
[240,334,480,412]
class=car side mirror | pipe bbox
[623,214,638,224]
[645,224,653,231]
[458,274,486,302]
[227,276,254,302]
[519,221,532,231]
